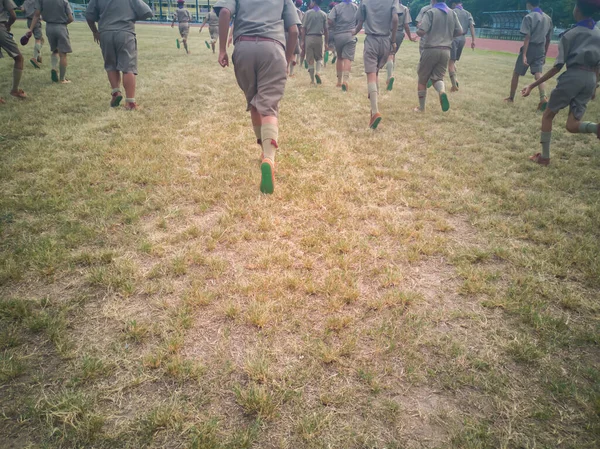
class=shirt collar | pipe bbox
[455,3,463,9]
[575,18,596,29]
[342,0,352,3]
[531,7,543,15]
[433,2,451,14]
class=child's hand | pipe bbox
[522,56,528,66]
[471,41,476,49]
[410,36,417,42]
[93,31,100,44]
[521,85,532,97]
[218,51,229,67]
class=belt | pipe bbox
[236,35,284,49]
[569,64,597,73]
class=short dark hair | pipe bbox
[527,0,541,7]
[313,0,322,5]
[577,0,600,17]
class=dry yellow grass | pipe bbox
[1,22,599,449]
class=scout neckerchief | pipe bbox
[575,18,596,30]
[433,2,451,14]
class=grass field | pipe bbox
[1,21,599,449]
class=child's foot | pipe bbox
[369,113,382,130]
[439,92,450,112]
[110,91,123,108]
[529,153,550,166]
[451,85,459,92]
[10,89,27,99]
[426,79,433,89]
[60,79,71,84]
[124,102,138,111]
[413,107,424,113]
[341,82,349,92]
[51,69,58,82]
[336,82,342,87]
[537,97,548,112]
[205,40,210,49]
[260,159,275,194]
[0,97,5,104]
[315,73,322,84]
[30,58,41,69]
[504,97,514,103]
[386,77,394,91]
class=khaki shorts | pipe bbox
[515,43,545,76]
[334,32,357,61]
[0,25,20,58]
[46,23,71,53]
[363,35,392,73]
[451,35,465,61]
[100,30,138,74]
[179,23,189,39]
[27,18,43,40]
[209,26,219,42]
[305,35,323,65]
[548,69,596,121]
[418,47,450,85]
[232,39,287,117]
[391,33,405,55]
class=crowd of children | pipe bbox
[1,0,598,189]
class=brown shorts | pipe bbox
[100,30,138,74]
[0,25,20,58]
[232,39,287,117]
[305,35,323,65]
[334,32,357,61]
[418,47,450,85]
[209,26,219,42]
[46,23,72,53]
[179,23,190,39]
[27,18,43,40]
[363,35,392,73]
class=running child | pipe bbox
[0,0,26,100]
[172,0,191,54]
[85,0,153,110]
[328,0,358,90]
[302,0,329,85]
[289,0,304,77]
[354,0,399,129]
[448,1,475,92]
[416,0,433,55]
[505,0,553,111]
[22,0,43,68]
[415,0,462,113]
[28,0,74,84]
[385,0,416,91]
[325,2,337,66]
[521,0,600,166]
[200,7,219,54]
[214,0,300,194]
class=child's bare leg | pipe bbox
[183,38,189,53]
[123,72,136,104]
[567,110,599,137]
[211,41,216,54]
[107,71,121,89]
[251,106,262,145]
[58,52,69,82]
[505,71,519,102]
[367,72,379,115]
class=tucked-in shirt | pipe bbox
[356,0,399,37]
[520,10,553,45]
[415,4,431,24]
[396,3,410,33]
[22,0,36,18]
[85,0,153,33]
[0,0,16,23]
[418,7,462,48]
[207,10,219,26]
[303,8,327,35]
[214,0,301,48]
[34,0,72,24]
[555,24,600,70]
[454,6,474,36]
[329,2,358,35]
[174,8,191,23]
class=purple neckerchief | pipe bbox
[312,6,321,11]
[531,7,543,15]
[576,18,596,30]
[455,4,463,9]
[433,2,450,14]
[342,0,352,3]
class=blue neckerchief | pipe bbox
[312,6,320,11]
[575,18,596,30]
[532,7,543,15]
[455,4,463,10]
[342,0,351,3]
[433,2,450,14]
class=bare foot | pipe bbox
[10,89,27,99]
[413,107,423,113]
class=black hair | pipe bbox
[313,0,322,5]
[577,0,600,17]
[528,0,541,7]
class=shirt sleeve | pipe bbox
[64,0,72,16]
[5,0,16,11]
[546,18,553,40]
[356,1,366,23]
[34,0,41,11]
[469,12,474,27]
[132,0,153,20]
[404,9,411,25]
[418,9,432,34]
[416,7,425,23]
[283,0,301,29]
[453,11,463,37]
[214,0,236,17]
[85,0,99,22]
[554,34,567,68]
[328,7,336,22]
[520,15,532,35]
[391,0,399,15]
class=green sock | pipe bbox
[12,68,22,91]
[386,61,393,81]
[253,125,262,143]
[540,131,552,159]
[579,122,598,134]
[59,64,67,81]
[368,83,378,114]
[308,66,315,83]
[418,90,426,111]
[261,123,278,162]
[449,71,457,88]
[433,80,445,93]
[51,53,58,70]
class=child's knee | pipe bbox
[14,53,24,63]
[566,119,580,134]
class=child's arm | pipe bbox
[323,19,329,51]
[87,19,100,44]
[7,7,16,31]
[28,9,41,33]
[390,13,398,50]
[199,16,207,32]
[470,22,476,49]
[67,12,74,24]
[217,8,231,67]
[521,66,561,97]
[405,23,415,42]
[522,34,530,66]
[286,24,299,67]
